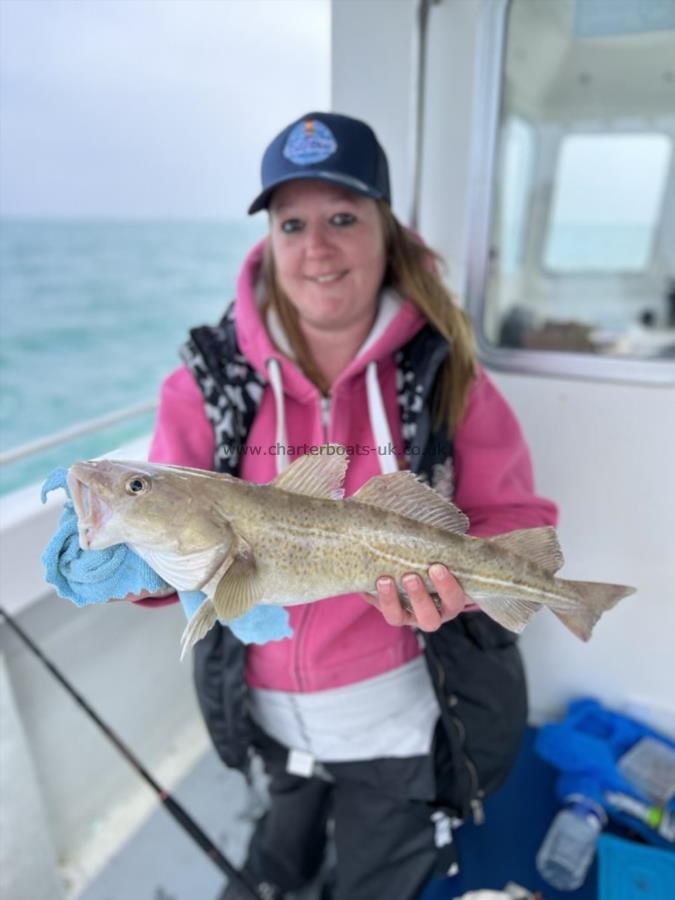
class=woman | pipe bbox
[147,112,557,900]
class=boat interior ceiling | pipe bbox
[507,1,674,119]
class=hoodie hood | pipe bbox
[234,239,426,403]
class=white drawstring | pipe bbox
[366,360,397,474]
[268,355,397,477]
[266,357,288,474]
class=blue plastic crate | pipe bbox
[598,833,675,900]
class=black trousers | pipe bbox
[246,726,457,900]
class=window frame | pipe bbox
[465,0,675,385]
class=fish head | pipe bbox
[67,459,234,555]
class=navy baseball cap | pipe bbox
[248,112,391,214]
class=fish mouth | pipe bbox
[67,463,113,550]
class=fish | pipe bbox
[67,447,635,657]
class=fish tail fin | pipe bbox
[553,580,635,641]
[180,599,218,659]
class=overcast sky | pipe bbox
[0,0,330,219]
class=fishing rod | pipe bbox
[0,605,262,900]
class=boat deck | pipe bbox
[72,729,601,900]
[75,749,323,900]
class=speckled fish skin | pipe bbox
[225,483,558,607]
[67,452,635,655]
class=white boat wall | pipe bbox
[1,0,674,897]
[331,0,674,729]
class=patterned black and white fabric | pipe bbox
[181,305,265,475]
[395,324,455,497]
[181,309,454,492]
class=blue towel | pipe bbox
[41,469,170,606]
[179,591,292,644]
[42,468,292,644]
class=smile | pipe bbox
[307,271,348,284]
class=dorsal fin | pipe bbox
[489,526,564,574]
[351,471,469,534]
[271,446,347,500]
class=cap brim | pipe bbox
[247,171,385,215]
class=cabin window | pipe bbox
[544,133,671,273]
[471,0,675,379]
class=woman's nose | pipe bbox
[304,222,333,256]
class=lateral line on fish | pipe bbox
[236,523,570,612]
[455,573,576,607]
[261,522,347,543]
[355,537,576,608]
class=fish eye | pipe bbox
[125,475,151,496]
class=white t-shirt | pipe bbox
[249,656,440,763]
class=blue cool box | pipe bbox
[598,833,675,900]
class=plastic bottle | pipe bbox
[536,795,607,891]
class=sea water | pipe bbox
[0,218,266,495]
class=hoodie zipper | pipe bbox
[319,394,331,443]
[420,633,485,824]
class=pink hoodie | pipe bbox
[148,240,557,692]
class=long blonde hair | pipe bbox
[260,200,476,434]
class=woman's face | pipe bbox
[268,180,387,336]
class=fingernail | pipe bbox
[402,574,420,590]
[430,564,447,579]
[377,576,393,591]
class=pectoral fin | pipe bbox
[210,537,264,623]
[179,537,265,657]
[211,558,261,620]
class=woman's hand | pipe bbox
[364,565,467,631]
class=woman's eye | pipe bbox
[280,219,303,234]
[331,213,356,227]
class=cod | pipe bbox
[67,448,635,657]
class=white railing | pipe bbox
[0,401,156,467]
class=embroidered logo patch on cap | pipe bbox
[283,119,337,166]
